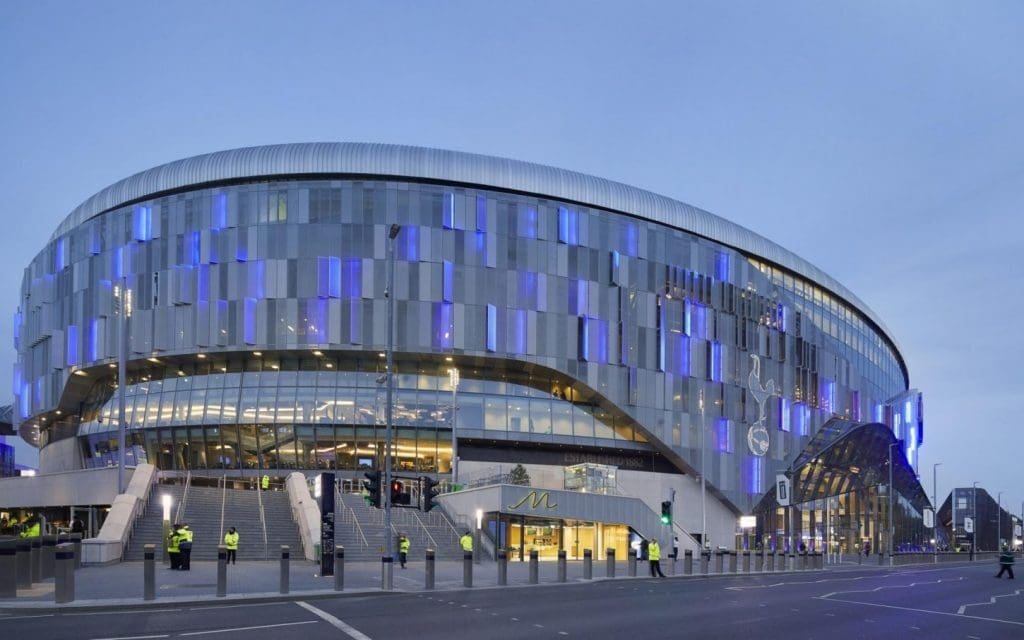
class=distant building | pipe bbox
[12,143,928,552]
[1,405,17,477]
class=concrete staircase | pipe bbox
[125,484,303,562]
[332,489,464,562]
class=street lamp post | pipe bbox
[932,462,942,557]
[972,481,979,558]
[699,387,706,551]
[888,442,899,566]
[997,491,1003,550]
[383,223,401,590]
[114,280,132,495]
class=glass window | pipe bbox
[484,397,507,431]
[314,426,336,469]
[239,425,259,469]
[296,426,315,468]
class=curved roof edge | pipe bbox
[53,142,905,379]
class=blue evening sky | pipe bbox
[1,1,1021,516]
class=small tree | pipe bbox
[506,464,531,486]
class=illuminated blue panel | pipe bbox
[716,252,730,282]
[443,261,454,303]
[820,379,835,413]
[13,310,21,348]
[12,364,21,396]
[306,298,327,343]
[518,271,536,308]
[248,260,265,299]
[341,259,361,299]
[518,207,537,239]
[235,234,247,262]
[329,257,342,298]
[874,403,884,423]
[709,341,722,382]
[904,400,913,424]
[747,456,763,494]
[486,304,497,352]
[88,318,100,361]
[476,195,487,231]
[132,205,152,241]
[674,334,690,376]
[54,238,66,272]
[316,257,332,298]
[474,231,487,261]
[66,324,79,366]
[657,297,665,371]
[692,303,706,338]
[113,247,125,278]
[597,317,608,363]
[401,226,419,261]
[580,316,608,363]
[610,251,620,284]
[716,418,732,453]
[778,397,790,432]
[579,316,589,361]
[512,309,527,354]
[683,299,692,336]
[778,304,787,332]
[794,402,809,436]
[557,207,578,245]
[197,265,210,302]
[851,391,861,421]
[89,226,101,255]
[186,231,200,266]
[209,230,220,264]
[243,298,257,344]
[19,384,30,418]
[433,302,453,349]
[442,192,455,229]
[212,193,228,230]
[624,223,638,257]
[907,426,917,458]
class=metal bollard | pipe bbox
[767,552,775,572]
[799,551,807,571]
[700,550,709,574]
[742,550,750,573]
[606,548,616,578]
[143,544,156,601]
[628,550,637,577]
[334,546,345,592]
[858,550,863,565]
[728,550,737,573]
[30,537,40,583]
[715,550,724,573]
[425,549,435,590]
[684,549,693,575]
[755,551,763,572]
[41,534,57,580]
[497,550,508,586]
[815,552,823,570]
[381,556,393,591]
[463,552,473,588]
[529,549,539,584]
[0,539,16,597]
[70,533,83,570]
[16,538,31,588]
[217,546,227,597]
[557,550,566,583]
[583,549,593,580]
[878,552,884,566]
[777,552,785,572]
[54,544,75,604]
[279,546,290,594]
[670,551,677,576]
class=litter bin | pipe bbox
[315,543,322,562]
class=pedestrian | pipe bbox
[224,527,239,565]
[261,475,270,491]
[864,540,871,557]
[996,545,1015,579]
[460,531,473,554]
[71,517,85,536]
[398,534,410,568]
[648,538,666,578]
[168,523,182,569]
[177,523,193,571]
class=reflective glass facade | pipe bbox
[15,144,917,512]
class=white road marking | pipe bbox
[188,602,288,611]
[559,633,569,636]
[533,623,544,628]
[78,610,181,617]
[179,621,318,636]
[295,601,373,640]
[0,614,56,621]
[511,617,520,621]
[92,635,168,640]
[818,596,1024,627]
[957,589,1021,614]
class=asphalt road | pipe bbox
[2,563,1020,639]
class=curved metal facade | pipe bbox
[17,144,914,512]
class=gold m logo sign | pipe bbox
[507,491,558,511]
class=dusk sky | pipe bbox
[2,2,1021,518]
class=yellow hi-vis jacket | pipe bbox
[460,534,473,552]
[224,531,239,550]
[648,541,661,561]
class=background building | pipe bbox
[13,143,925,550]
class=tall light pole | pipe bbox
[972,481,979,558]
[997,491,1003,549]
[383,223,400,590]
[932,462,942,556]
[114,280,132,495]
[699,387,706,550]
[888,441,899,566]
[449,366,460,485]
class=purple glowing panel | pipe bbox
[19,384,30,418]
[851,391,861,421]
[716,418,732,453]
[342,259,361,299]
[443,261,454,303]
[710,341,722,382]
[306,298,327,343]
[657,298,666,371]
[243,298,257,344]
[212,193,228,230]
[54,237,66,272]
[778,397,790,432]
[624,223,638,257]
[248,261,265,299]
[187,231,201,266]
[433,302,453,349]
[113,247,125,279]
[820,379,835,413]
[486,304,497,352]
[716,252,730,282]
[401,226,419,261]
[476,195,487,231]
[518,206,537,239]
[558,206,578,245]
[674,335,690,376]
[132,205,152,242]
[88,318,100,362]
[794,402,809,436]
[692,303,706,339]
[66,324,79,367]
[747,456,763,494]
[443,192,455,230]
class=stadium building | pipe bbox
[11,143,930,555]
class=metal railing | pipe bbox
[218,476,227,539]
[410,510,438,550]
[123,468,157,553]
[174,471,192,525]
[256,474,269,560]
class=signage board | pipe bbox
[776,475,791,507]
[319,472,335,576]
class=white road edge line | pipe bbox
[296,600,373,640]
[816,596,1024,627]
[178,621,318,637]
[92,635,169,640]
[957,589,1022,614]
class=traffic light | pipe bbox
[363,470,381,508]
[660,500,672,525]
[422,476,440,512]
[391,479,407,505]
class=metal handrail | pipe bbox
[218,476,227,539]
[335,485,370,549]
[174,470,192,524]
[256,474,269,560]
[411,510,438,550]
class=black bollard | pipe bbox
[425,549,435,590]
[41,535,57,580]
[280,546,290,594]
[606,548,616,578]
[0,539,16,598]
[216,546,227,597]
[463,552,473,588]
[144,544,156,601]
[583,549,593,580]
[628,549,637,577]
[334,546,345,592]
[529,549,539,584]
[16,538,31,589]
[30,537,40,583]
[684,549,693,575]
[498,550,508,586]
[557,549,566,582]
[70,533,83,570]
[54,544,75,604]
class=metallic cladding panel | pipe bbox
[53,143,896,349]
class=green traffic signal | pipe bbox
[660,500,672,525]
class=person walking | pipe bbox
[996,545,1015,579]
[178,524,193,571]
[168,523,182,570]
[261,475,270,491]
[224,527,239,565]
[460,531,473,554]
[648,538,666,578]
[398,534,410,569]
